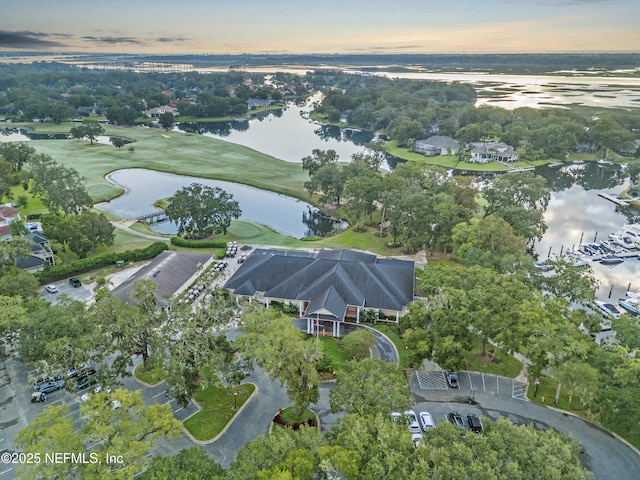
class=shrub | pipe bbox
[170,237,227,249]
[36,242,169,283]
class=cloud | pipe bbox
[157,37,188,43]
[0,30,66,49]
[533,0,611,5]
[82,36,142,45]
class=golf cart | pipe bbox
[31,391,46,403]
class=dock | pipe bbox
[597,193,629,207]
[136,210,168,224]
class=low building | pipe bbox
[144,105,179,118]
[247,98,274,109]
[16,232,55,273]
[469,141,518,163]
[112,250,213,310]
[224,248,415,337]
[414,136,460,156]
[0,205,20,236]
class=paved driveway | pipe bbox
[411,370,640,480]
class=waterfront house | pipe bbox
[414,136,461,156]
[469,141,518,163]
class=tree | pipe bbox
[552,360,600,407]
[0,235,32,269]
[28,154,93,214]
[0,142,35,172]
[69,120,105,145]
[339,329,377,360]
[0,159,12,202]
[301,149,339,177]
[387,117,425,147]
[0,267,39,299]
[15,390,182,480]
[329,358,412,417]
[238,310,321,417]
[165,183,241,239]
[141,447,226,480]
[111,137,127,149]
[482,171,550,243]
[305,162,347,206]
[159,112,175,130]
[42,211,115,258]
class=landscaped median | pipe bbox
[133,362,255,442]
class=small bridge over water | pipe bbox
[136,210,168,224]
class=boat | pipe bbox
[534,260,553,271]
[597,159,614,166]
[609,234,635,250]
[595,300,622,319]
[600,255,624,265]
[618,297,640,316]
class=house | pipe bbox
[224,248,415,337]
[414,136,461,156]
[469,141,518,163]
[15,232,55,273]
[247,98,274,110]
[144,105,179,118]
[0,205,21,231]
[111,250,213,310]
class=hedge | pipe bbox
[170,237,227,249]
[36,242,169,283]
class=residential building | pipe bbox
[469,141,518,163]
[16,232,55,273]
[414,135,461,156]
[247,98,274,109]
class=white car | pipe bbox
[419,411,435,431]
[411,432,423,447]
[45,284,59,293]
[404,410,421,434]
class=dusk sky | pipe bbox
[1,0,638,55]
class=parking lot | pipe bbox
[39,280,94,306]
[413,370,528,401]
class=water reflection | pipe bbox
[95,169,346,239]
[175,101,380,167]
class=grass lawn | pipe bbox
[19,123,311,203]
[133,362,166,386]
[317,336,350,371]
[9,182,48,217]
[463,339,522,378]
[527,374,589,414]
[184,381,255,441]
[277,406,316,425]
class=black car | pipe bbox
[467,414,483,433]
[446,371,459,388]
[448,411,465,428]
[69,277,82,287]
[76,374,98,390]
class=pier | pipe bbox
[598,193,629,207]
[136,210,168,224]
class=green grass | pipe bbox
[133,362,166,386]
[9,181,48,217]
[20,123,312,203]
[317,336,350,371]
[527,374,588,413]
[463,339,523,378]
[278,406,316,425]
[184,381,255,441]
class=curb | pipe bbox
[353,323,400,366]
[131,361,165,388]
[181,382,258,445]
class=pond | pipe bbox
[95,169,347,239]
[175,95,393,168]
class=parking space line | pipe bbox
[163,399,173,405]
[0,468,14,476]
[173,406,183,414]
[482,373,486,392]
[152,390,166,398]
[496,376,499,395]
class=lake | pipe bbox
[95,169,346,239]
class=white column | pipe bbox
[356,307,360,324]
[299,302,303,317]
[396,311,399,323]
[336,322,340,338]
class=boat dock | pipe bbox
[598,193,629,206]
[136,210,168,224]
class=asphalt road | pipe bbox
[3,326,639,479]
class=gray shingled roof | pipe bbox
[224,248,414,320]
[113,250,211,307]
[420,135,460,149]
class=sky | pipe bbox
[1,0,638,55]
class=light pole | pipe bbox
[534,379,540,397]
[233,391,239,410]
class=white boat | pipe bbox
[600,255,624,265]
[609,234,635,250]
[597,159,614,166]
[595,300,621,319]
[618,297,640,316]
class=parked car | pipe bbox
[467,414,483,433]
[390,411,402,422]
[446,371,459,388]
[447,411,465,428]
[45,284,59,294]
[76,374,98,390]
[411,432,423,447]
[67,363,90,378]
[37,379,65,394]
[419,411,436,431]
[404,410,422,434]
[69,277,82,287]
